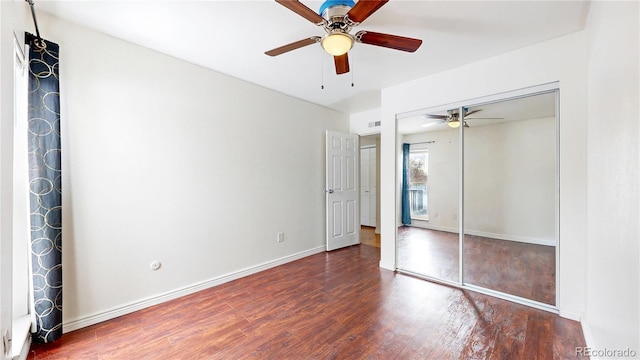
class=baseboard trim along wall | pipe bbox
[407,223,555,247]
[63,245,326,333]
[580,321,600,360]
[559,310,582,322]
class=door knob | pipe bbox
[326,189,334,194]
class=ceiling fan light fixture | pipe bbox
[447,119,461,128]
[321,32,353,56]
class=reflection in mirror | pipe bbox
[396,91,557,307]
[463,92,556,305]
[396,116,460,283]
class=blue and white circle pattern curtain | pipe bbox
[27,34,63,344]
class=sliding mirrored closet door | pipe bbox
[396,89,558,307]
[462,92,557,306]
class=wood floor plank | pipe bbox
[29,244,584,359]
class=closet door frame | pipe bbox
[395,82,560,314]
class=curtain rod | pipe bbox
[25,0,43,47]
[410,141,436,145]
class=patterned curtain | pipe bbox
[401,143,412,225]
[26,33,63,344]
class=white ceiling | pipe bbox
[34,0,590,115]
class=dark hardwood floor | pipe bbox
[397,226,556,305]
[29,244,583,359]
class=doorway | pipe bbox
[360,134,380,247]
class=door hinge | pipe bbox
[2,329,11,356]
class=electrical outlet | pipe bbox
[277,232,285,243]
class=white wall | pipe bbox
[380,31,588,318]
[465,117,555,245]
[584,1,639,356]
[35,13,348,330]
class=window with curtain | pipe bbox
[408,149,428,220]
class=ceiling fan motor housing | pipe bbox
[320,2,355,33]
[319,0,355,17]
[319,0,355,56]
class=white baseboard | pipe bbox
[407,223,458,234]
[559,310,582,322]
[406,223,555,247]
[580,320,600,360]
[465,229,555,247]
[577,319,639,360]
[63,245,326,332]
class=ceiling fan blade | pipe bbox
[265,37,321,56]
[464,109,482,117]
[275,0,324,25]
[347,0,388,24]
[355,31,422,52]
[423,114,448,120]
[334,53,350,74]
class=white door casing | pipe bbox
[326,131,360,251]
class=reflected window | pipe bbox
[409,150,428,220]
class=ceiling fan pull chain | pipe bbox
[321,52,325,90]
[351,53,354,87]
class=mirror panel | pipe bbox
[397,119,460,283]
[462,92,557,305]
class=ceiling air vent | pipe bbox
[368,121,381,128]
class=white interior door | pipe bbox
[360,147,377,227]
[326,131,360,251]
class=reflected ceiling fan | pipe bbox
[265,0,423,75]
[421,108,503,129]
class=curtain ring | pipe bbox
[33,37,47,51]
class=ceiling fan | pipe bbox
[421,109,503,129]
[265,0,423,75]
